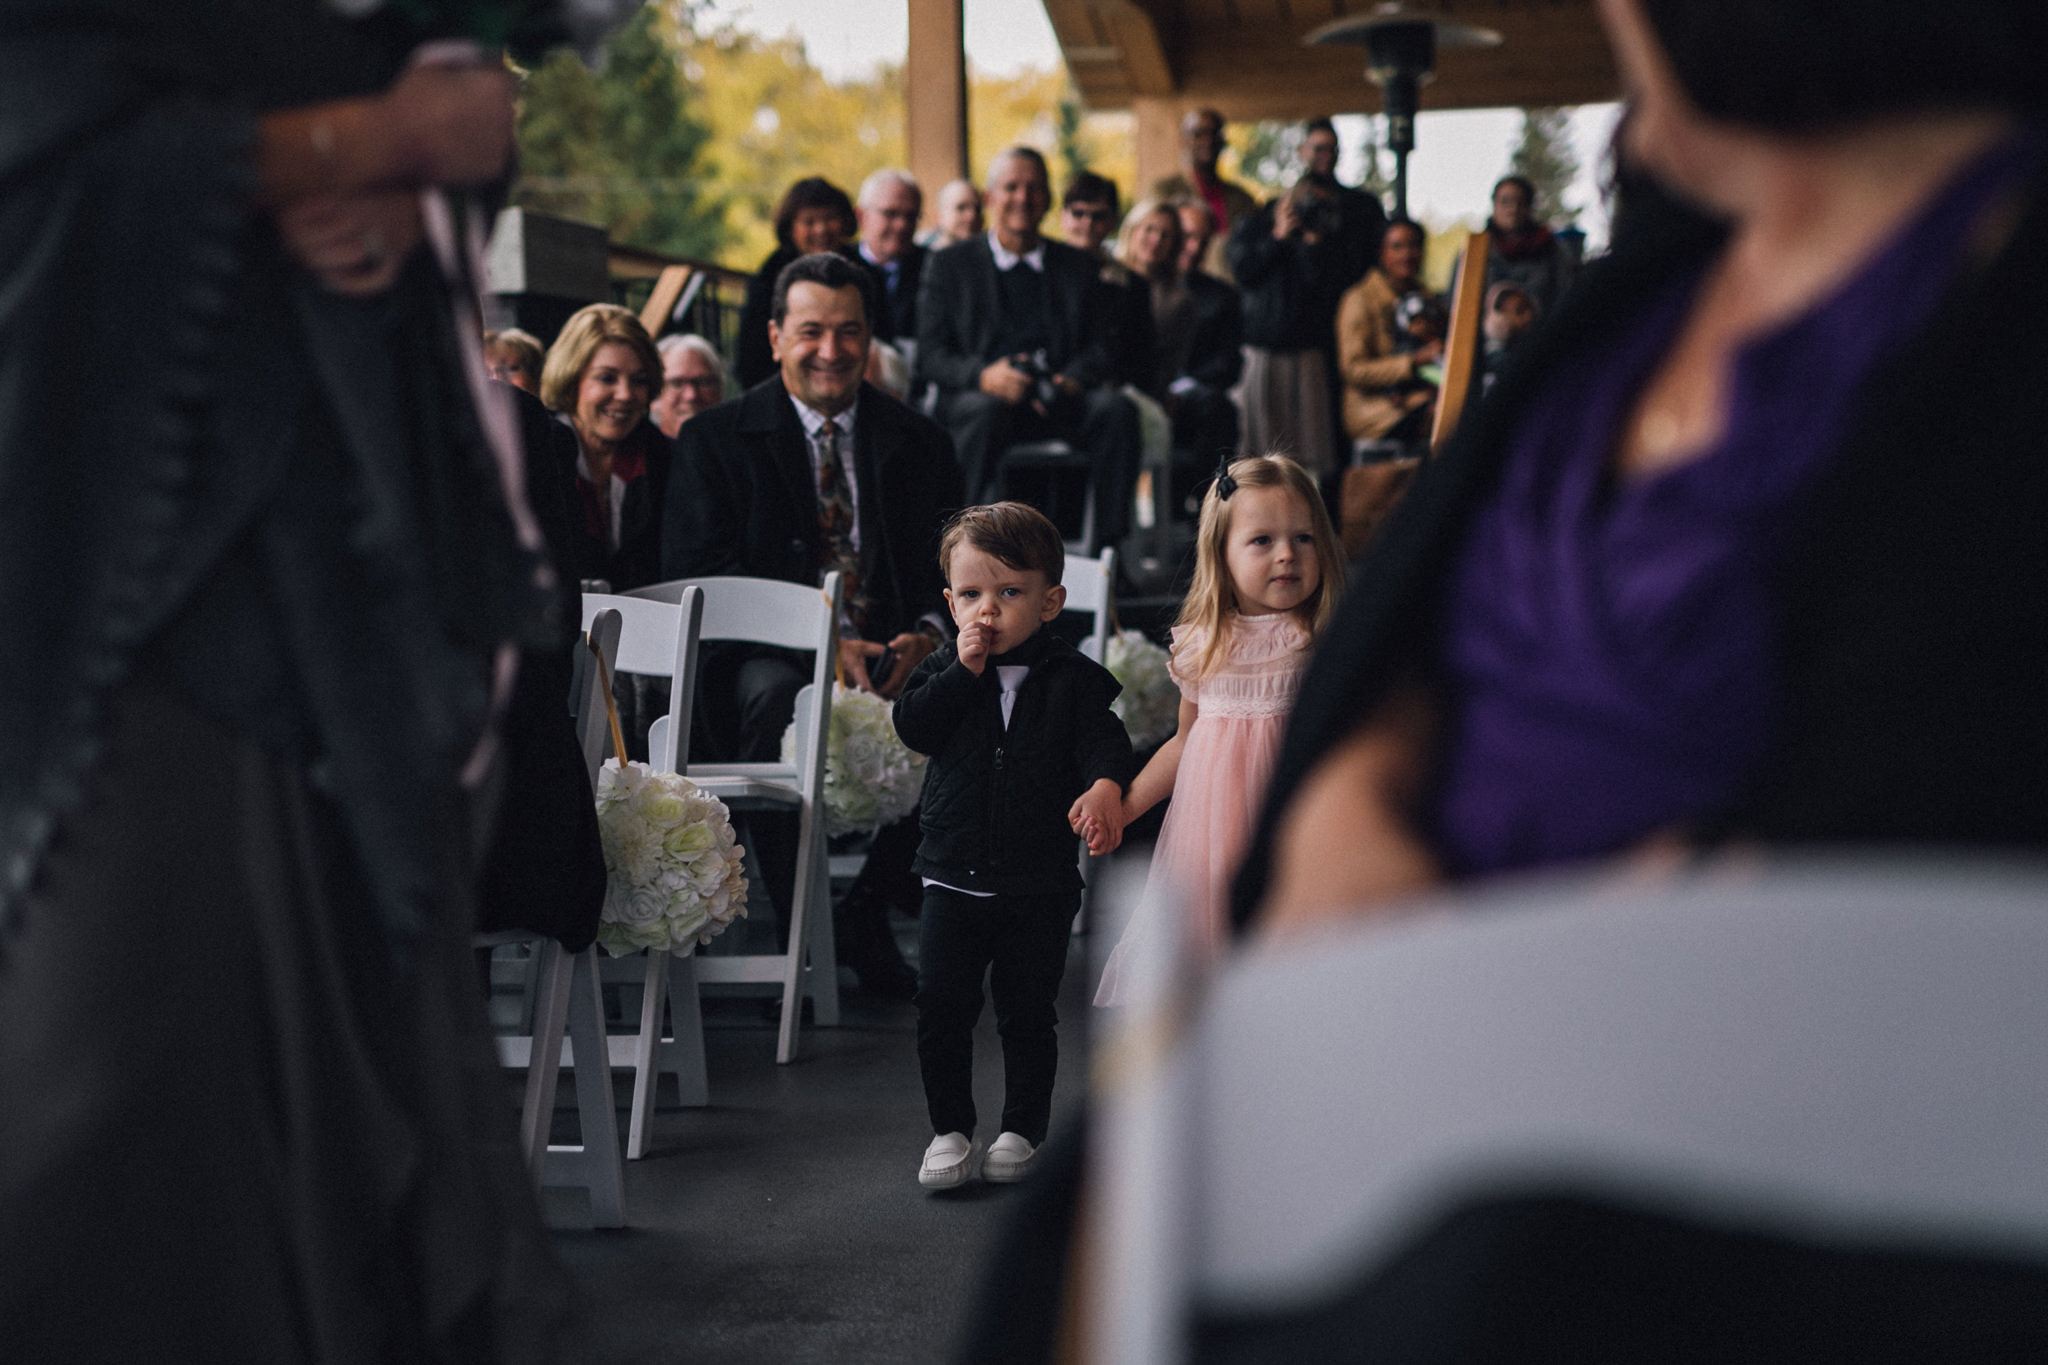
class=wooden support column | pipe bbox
[906,0,969,222]
[1132,96,1184,199]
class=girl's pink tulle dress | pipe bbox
[1096,612,1309,1005]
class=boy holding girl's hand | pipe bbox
[893,503,1134,1190]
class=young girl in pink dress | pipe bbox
[1093,454,1343,1004]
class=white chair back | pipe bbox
[1087,859,2048,1360]
[625,573,845,1064]
[1061,547,1117,663]
[581,588,702,773]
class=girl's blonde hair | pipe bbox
[1176,453,1343,679]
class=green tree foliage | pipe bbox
[513,4,726,259]
[509,2,1144,268]
[1508,106,1580,226]
[1235,120,1300,195]
[679,21,905,268]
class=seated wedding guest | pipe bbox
[665,251,959,994]
[920,176,984,249]
[917,147,1141,548]
[1335,219,1442,453]
[856,168,927,348]
[734,176,887,390]
[543,304,669,593]
[1483,173,1578,320]
[0,9,569,1354]
[1062,171,1153,389]
[1177,199,1219,280]
[485,326,543,394]
[651,333,726,439]
[1238,0,2048,937]
[1115,198,1243,469]
[1230,176,1347,478]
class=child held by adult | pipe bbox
[1095,455,1343,1004]
[893,504,1136,1189]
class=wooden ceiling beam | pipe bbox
[1052,0,1619,117]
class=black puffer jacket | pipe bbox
[894,631,1135,896]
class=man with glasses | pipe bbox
[855,169,927,349]
[652,333,727,439]
[1061,172,1152,390]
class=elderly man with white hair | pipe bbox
[915,146,1140,551]
[855,168,926,349]
[651,333,726,439]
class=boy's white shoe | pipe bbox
[918,1132,978,1189]
[981,1132,1035,1183]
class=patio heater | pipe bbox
[1306,5,1502,219]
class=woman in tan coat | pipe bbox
[1335,219,1441,449]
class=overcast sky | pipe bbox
[700,0,1618,242]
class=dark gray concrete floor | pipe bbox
[533,856,1147,1365]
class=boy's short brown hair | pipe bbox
[938,502,1065,587]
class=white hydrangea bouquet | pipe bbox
[1106,629,1179,750]
[782,683,927,837]
[593,759,749,956]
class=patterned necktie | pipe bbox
[815,418,867,635]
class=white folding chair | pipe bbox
[1060,546,1117,663]
[630,574,841,1065]
[577,589,709,1160]
[481,607,626,1227]
[1060,548,1118,927]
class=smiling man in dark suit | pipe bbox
[665,251,959,994]
[916,146,1140,550]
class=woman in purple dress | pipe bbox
[1236,0,2048,933]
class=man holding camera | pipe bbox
[916,146,1140,550]
[1228,176,1349,480]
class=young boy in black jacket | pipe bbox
[893,503,1134,1189]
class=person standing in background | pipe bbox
[1299,117,1388,293]
[1153,109,1260,283]
[1230,178,1348,486]
[1483,173,1578,320]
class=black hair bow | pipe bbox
[1213,451,1238,500]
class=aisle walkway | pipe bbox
[538,853,1148,1364]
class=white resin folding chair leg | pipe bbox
[665,952,709,1107]
[625,948,669,1161]
[806,833,841,1027]
[518,939,575,1181]
[543,946,625,1228]
[623,948,709,1160]
[778,803,819,1064]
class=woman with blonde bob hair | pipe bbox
[541,303,668,592]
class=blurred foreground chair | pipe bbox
[1084,859,2048,1362]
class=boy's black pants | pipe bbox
[916,883,1078,1144]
